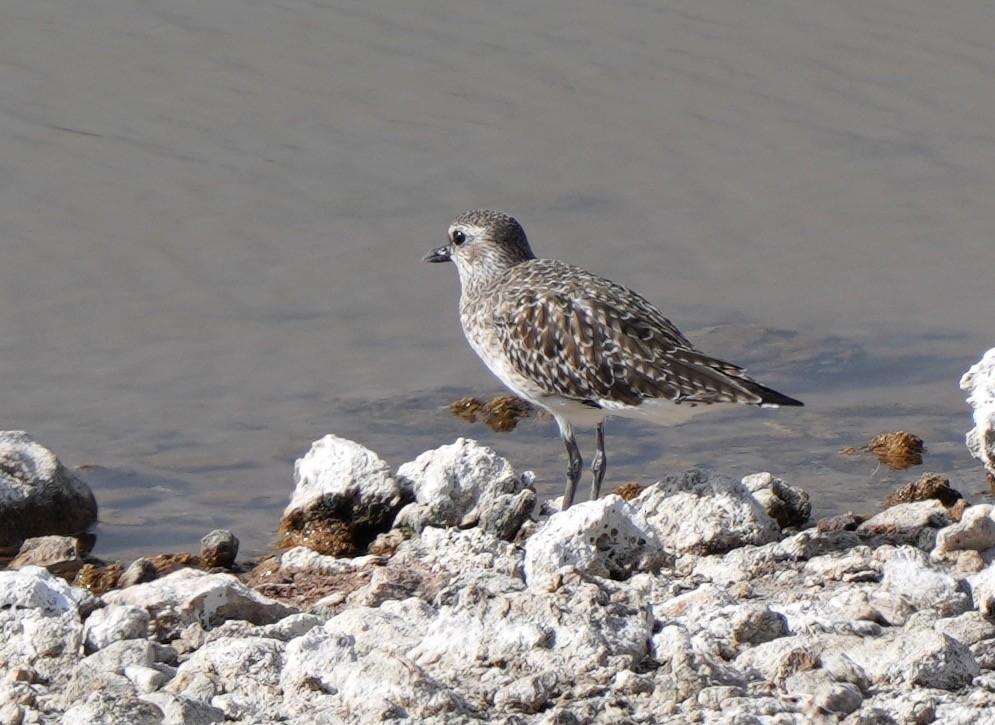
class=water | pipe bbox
[1,0,991,561]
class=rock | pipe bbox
[851,630,979,690]
[0,431,97,546]
[140,692,225,724]
[168,636,285,721]
[933,503,995,556]
[394,438,535,540]
[967,564,995,616]
[741,472,811,528]
[857,499,954,548]
[320,598,436,656]
[79,639,156,675]
[816,512,865,532]
[635,469,781,555]
[199,530,239,568]
[493,672,559,713]
[0,565,94,614]
[934,610,995,647]
[345,565,431,607]
[102,569,296,641]
[878,546,970,617]
[961,348,995,482]
[118,558,159,588]
[281,630,472,721]
[523,495,667,588]
[124,664,166,692]
[83,604,150,652]
[61,690,163,725]
[280,435,409,554]
[7,535,86,578]
[783,669,863,716]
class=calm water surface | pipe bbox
[1,0,992,560]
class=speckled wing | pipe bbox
[491,261,767,408]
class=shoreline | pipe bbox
[0,350,992,722]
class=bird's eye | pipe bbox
[452,230,466,245]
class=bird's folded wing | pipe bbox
[492,284,763,407]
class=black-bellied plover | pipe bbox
[425,210,803,510]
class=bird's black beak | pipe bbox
[423,245,451,263]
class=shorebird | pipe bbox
[425,210,803,510]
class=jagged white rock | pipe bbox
[961,348,995,480]
[394,437,535,539]
[878,545,970,618]
[933,504,995,556]
[102,569,295,640]
[741,471,812,528]
[285,434,408,535]
[636,469,781,555]
[523,494,667,588]
[84,603,150,652]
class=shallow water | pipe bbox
[1,0,992,560]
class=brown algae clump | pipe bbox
[449,395,535,432]
[841,431,925,469]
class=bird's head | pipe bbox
[424,210,536,286]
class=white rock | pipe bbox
[635,469,781,555]
[277,546,383,575]
[321,598,435,656]
[961,348,995,480]
[654,583,736,620]
[168,636,285,719]
[257,613,324,642]
[849,690,941,725]
[523,495,667,588]
[394,438,534,539]
[933,504,995,555]
[784,669,863,716]
[84,604,150,652]
[139,692,225,725]
[409,573,652,688]
[934,610,995,647]
[801,547,879,584]
[851,630,979,690]
[284,434,407,533]
[857,500,953,546]
[61,691,163,725]
[281,630,469,721]
[0,565,92,614]
[19,609,84,658]
[392,525,523,580]
[102,569,295,640]
[741,472,811,528]
[967,563,995,616]
[79,639,156,674]
[124,664,167,693]
[493,672,558,713]
[879,546,970,617]
[0,431,98,546]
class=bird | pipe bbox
[425,210,803,510]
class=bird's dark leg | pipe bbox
[562,430,583,510]
[591,420,606,500]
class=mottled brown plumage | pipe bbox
[425,210,802,509]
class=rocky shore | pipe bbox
[0,349,994,724]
